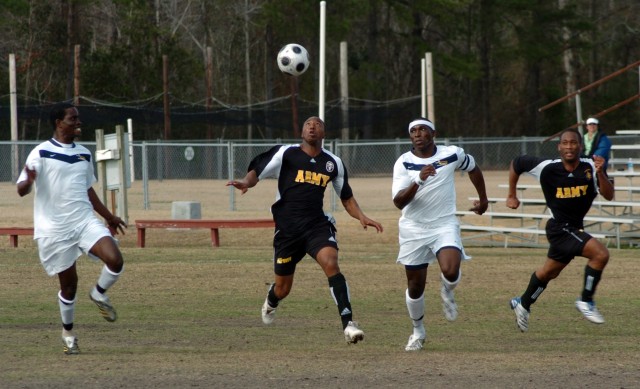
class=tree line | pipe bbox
[0,0,638,140]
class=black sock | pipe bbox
[520,272,547,311]
[267,283,280,308]
[63,323,73,331]
[328,273,352,329]
[581,265,602,303]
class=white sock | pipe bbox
[405,289,426,338]
[441,269,461,291]
[95,265,123,293]
[58,291,76,326]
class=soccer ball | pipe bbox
[277,43,310,77]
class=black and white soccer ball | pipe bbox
[277,43,310,77]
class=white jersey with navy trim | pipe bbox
[17,139,97,238]
[392,145,476,223]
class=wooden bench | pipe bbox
[0,227,34,247]
[135,219,275,248]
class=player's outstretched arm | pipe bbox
[341,196,383,233]
[226,170,259,194]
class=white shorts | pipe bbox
[36,218,113,276]
[396,215,470,267]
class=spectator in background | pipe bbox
[582,117,612,168]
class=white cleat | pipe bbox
[575,299,605,324]
[261,297,277,325]
[62,331,79,355]
[404,334,425,351]
[89,291,117,322]
[510,297,529,332]
[343,321,364,344]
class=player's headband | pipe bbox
[408,119,435,133]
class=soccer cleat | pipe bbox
[440,284,458,321]
[510,297,529,332]
[261,297,277,325]
[343,321,364,344]
[575,299,605,324]
[89,292,117,322]
[62,332,79,355]
[404,334,425,351]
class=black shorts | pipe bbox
[545,219,592,264]
[272,220,338,276]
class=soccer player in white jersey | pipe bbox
[17,103,126,355]
[392,117,489,351]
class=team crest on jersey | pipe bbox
[585,168,592,180]
[77,155,86,161]
[326,161,335,172]
[433,160,449,168]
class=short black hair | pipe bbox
[560,128,582,144]
[49,102,75,129]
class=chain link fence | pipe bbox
[3,134,639,209]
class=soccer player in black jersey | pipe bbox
[226,116,383,343]
[507,129,614,332]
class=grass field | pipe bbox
[1,176,639,388]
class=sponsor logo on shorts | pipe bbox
[276,256,292,264]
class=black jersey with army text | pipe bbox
[513,155,600,228]
[248,145,354,232]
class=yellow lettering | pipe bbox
[570,186,581,197]
[556,185,589,198]
[311,172,323,185]
[276,256,292,264]
[295,170,330,187]
[556,188,564,198]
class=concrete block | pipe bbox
[171,201,201,220]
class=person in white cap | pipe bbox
[582,117,611,167]
[392,117,488,351]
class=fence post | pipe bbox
[228,141,235,211]
[142,142,149,210]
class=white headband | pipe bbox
[408,119,435,133]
